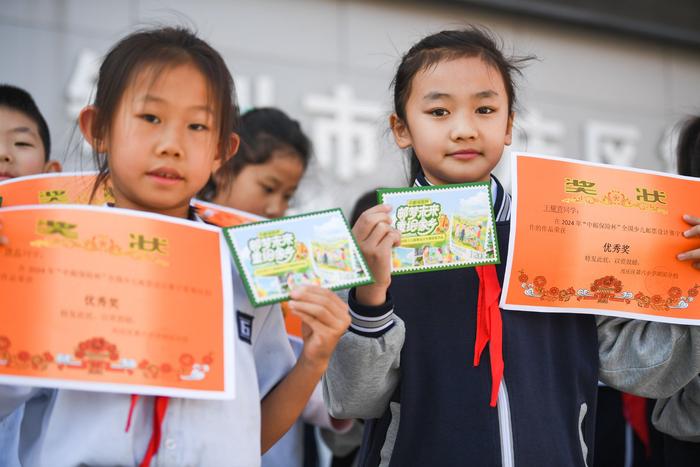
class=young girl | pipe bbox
[200,107,309,219]
[0,27,349,467]
[200,107,354,467]
[323,27,599,466]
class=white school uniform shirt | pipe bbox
[0,250,295,466]
[262,337,352,467]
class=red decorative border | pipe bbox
[0,335,213,381]
[517,271,699,312]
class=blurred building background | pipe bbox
[1,0,699,215]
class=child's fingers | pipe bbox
[683,214,700,227]
[364,220,399,251]
[352,206,393,242]
[289,305,348,346]
[381,228,402,248]
[683,222,700,239]
[289,289,348,323]
[677,248,700,263]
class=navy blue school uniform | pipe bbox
[323,174,599,467]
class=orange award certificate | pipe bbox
[501,153,700,325]
[0,172,113,207]
[0,205,234,398]
[191,199,263,227]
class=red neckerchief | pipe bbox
[474,265,503,407]
[125,395,170,467]
[414,171,506,407]
[621,393,651,456]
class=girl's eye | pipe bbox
[283,192,295,201]
[476,107,495,115]
[14,142,34,148]
[261,184,275,194]
[189,123,209,131]
[429,108,449,117]
[141,114,160,124]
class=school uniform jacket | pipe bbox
[0,215,295,467]
[323,175,599,467]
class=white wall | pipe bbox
[1,0,699,214]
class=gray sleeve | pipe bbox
[597,315,700,398]
[323,316,405,420]
[652,377,700,442]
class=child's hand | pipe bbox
[678,214,700,269]
[352,204,401,306]
[288,286,351,371]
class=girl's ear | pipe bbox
[78,106,106,152]
[504,112,515,146]
[213,132,240,172]
[390,113,412,149]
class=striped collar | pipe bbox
[413,171,511,222]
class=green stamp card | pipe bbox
[378,183,500,275]
[224,209,373,306]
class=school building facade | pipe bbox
[1,0,699,214]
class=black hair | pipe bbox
[391,26,533,183]
[677,116,700,178]
[86,26,238,199]
[200,107,311,200]
[0,84,51,161]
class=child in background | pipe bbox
[0,83,61,467]
[0,27,349,467]
[323,27,600,466]
[0,84,61,182]
[199,107,354,467]
[200,107,308,219]
[598,115,700,467]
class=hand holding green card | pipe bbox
[378,183,500,275]
[223,209,373,306]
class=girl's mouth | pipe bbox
[0,172,13,182]
[448,150,481,161]
[146,168,184,184]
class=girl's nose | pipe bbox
[265,197,287,219]
[156,126,184,157]
[0,148,12,163]
[450,115,478,141]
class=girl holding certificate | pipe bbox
[323,27,600,466]
[0,27,349,467]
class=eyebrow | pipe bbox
[138,94,214,114]
[11,127,38,136]
[422,90,499,101]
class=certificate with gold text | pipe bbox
[501,153,700,324]
[0,172,113,207]
[0,205,234,398]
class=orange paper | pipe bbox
[501,153,700,324]
[192,199,263,228]
[0,205,234,398]
[0,172,113,207]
